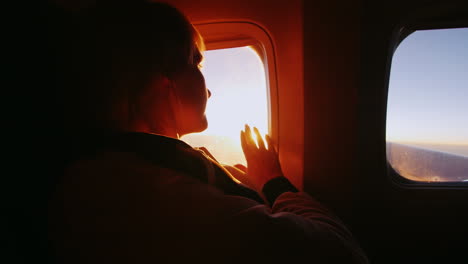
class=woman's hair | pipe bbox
[57,1,203,142]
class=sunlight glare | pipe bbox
[182,46,268,165]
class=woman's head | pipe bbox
[62,1,210,138]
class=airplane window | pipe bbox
[182,46,268,166]
[386,27,468,182]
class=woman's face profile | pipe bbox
[171,44,211,136]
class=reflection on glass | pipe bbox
[386,28,468,182]
[182,46,268,166]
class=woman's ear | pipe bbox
[133,74,179,135]
[144,74,173,100]
[137,74,172,118]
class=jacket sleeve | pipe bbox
[215,170,368,263]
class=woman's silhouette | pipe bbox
[50,1,368,263]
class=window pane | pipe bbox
[386,28,468,182]
[182,46,268,166]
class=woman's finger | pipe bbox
[265,135,277,154]
[240,130,247,152]
[241,130,257,163]
[253,127,266,150]
[244,124,256,148]
[234,163,247,173]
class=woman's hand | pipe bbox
[196,146,254,188]
[223,165,255,189]
[240,124,284,191]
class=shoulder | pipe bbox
[61,150,264,205]
[55,151,261,234]
[65,151,196,185]
[58,151,217,212]
[60,150,259,208]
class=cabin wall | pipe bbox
[303,0,361,214]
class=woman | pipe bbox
[51,1,368,263]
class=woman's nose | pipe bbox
[207,89,212,98]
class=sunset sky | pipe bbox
[182,46,268,165]
[386,28,468,145]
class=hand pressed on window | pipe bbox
[240,124,284,192]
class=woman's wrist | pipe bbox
[261,176,299,206]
